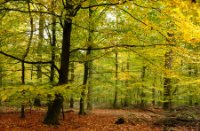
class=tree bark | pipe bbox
[124,54,130,107]
[20,104,25,118]
[140,66,146,109]
[44,0,73,123]
[70,62,75,108]
[0,64,3,87]
[87,61,93,110]
[36,10,44,83]
[87,5,94,110]
[113,51,118,108]
[21,62,25,85]
[50,0,56,82]
[34,7,44,107]
[163,50,173,110]
[79,46,92,115]
[43,94,63,125]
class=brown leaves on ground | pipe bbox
[0,108,196,131]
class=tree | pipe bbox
[43,0,76,124]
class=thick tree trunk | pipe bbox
[58,19,71,84]
[43,94,64,125]
[43,18,72,124]
[163,50,173,110]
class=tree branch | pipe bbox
[0,51,60,73]
[0,7,61,17]
[81,0,127,9]
[70,43,175,53]
[117,7,170,42]
[22,0,33,59]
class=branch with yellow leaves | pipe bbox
[0,51,60,73]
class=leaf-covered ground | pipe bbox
[0,108,197,131]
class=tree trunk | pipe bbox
[113,51,118,108]
[37,7,44,82]
[152,76,156,107]
[33,96,41,107]
[79,46,92,115]
[21,62,25,85]
[44,15,72,125]
[140,66,146,109]
[43,94,64,125]
[152,88,155,107]
[163,50,173,110]
[50,2,56,82]
[70,97,74,108]
[188,65,193,106]
[87,62,93,110]
[34,8,44,107]
[21,63,25,118]
[0,65,3,87]
[20,104,25,118]
[124,54,130,107]
[70,62,75,108]
[87,6,94,110]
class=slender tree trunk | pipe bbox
[87,62,93,110]
[20,104,25,118]
[124,54,130,107]
[188,65,193,106]
[0,65,3,87]
[50,2,56,82]
[140,66,146,109]
[70,62,75,108]
[34,8,44,107]
[163,50,173,110]
[152,76,156,107]
[0,44,2,87]
[36,7,44,82]
[22,62,25,85]
[79,46,92,115]
[20,62,25,118]
[87,5,94,110]
[113,51,118,108]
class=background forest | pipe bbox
[0,0,200,126]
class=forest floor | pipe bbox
[0,107,199,131]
